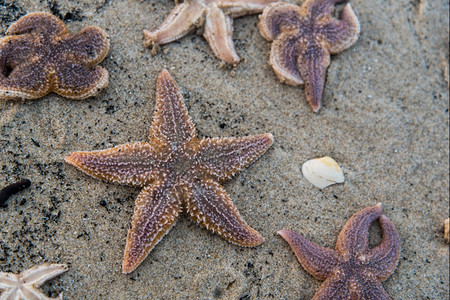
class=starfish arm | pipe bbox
[60,26,110,65]
[0,35,35,68]
[203,4,240,65]
[322,4,360,54]
[185,178,264,247]
[336,203,383,257]
[367,215,401,281]
[358,276,392,300]
[65,142,163,187]
[143,1,206,46]
[0,273,18,289]
[0,60,51,100]
[302,0,346,18]
[218,0,278,18]
[278,230,339,280]
[258,2,303,42]
[195,134,273,182]
[20,264,68,287]
[19,286,61,300]
[52,63,109,99]
[149,70,196,150]
[122,182,181,274]
[312,274,350,300]
[6,12,68,37]
[269,34,304,86]
[297,46,330,112]
[0,287,18,300]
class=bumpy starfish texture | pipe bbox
[278,203,400,300]
[143,0,278,65]
[65,70,273,274]
[0,263,68,300]
[259,0,360,112]
[0,12,109,100]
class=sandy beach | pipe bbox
[1,0,448,298]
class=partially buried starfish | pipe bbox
[0,263,68,299]
[143,0,279,65]
[259,0,360,112]
[0,12,109,100]
[278,203,400,299]
[65,70,273,273]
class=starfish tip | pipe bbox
[312,104,321,113]
[379,214,389,223]
[143,29,151,38]
[122,257,138,274]
[64,153,78,166]
[249,235,265,247]
[143,30,156,46]
[256,234,265,245]
[277,229,291,239]
[157,69,176,83]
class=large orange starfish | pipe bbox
[0,12,109,100]
[278,204,401,299]
[143,0,278,65]
[259,0,360,112]
[65,70,273,274]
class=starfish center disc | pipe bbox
[172,157,193,176]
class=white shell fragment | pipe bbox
[302,156,345,189]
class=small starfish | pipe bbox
[278,203,400,299]
[65,70,273,274]
[0,12,110,100]
[258,0,360,112]
[0,263,68,300]
[143,0,279,65]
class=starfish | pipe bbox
[0,12,109,100]
[258,0,360,112]
[0,263,68,299]
[143,0,279,66]
[278,203,401,299]
[65,70,274,274]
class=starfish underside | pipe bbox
[143,0,279,65]
[65,70,273,273]
[278,203,401,299]
[0,263,68,300]
[0,12,110,100]
[259,0,360,111]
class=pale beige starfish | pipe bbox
[0,264,68,300]
[143,0,279,65]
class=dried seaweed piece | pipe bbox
[278,204,400,299]
[259,0,360,112]
[0,179,31,206]
[0,12,110,100]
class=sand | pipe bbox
[1,0,448,298]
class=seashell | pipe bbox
[302,156,345,189]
